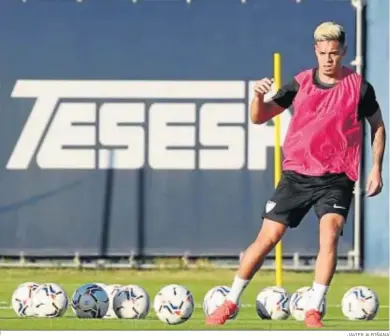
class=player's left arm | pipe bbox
[367,109,386,170]
[359,81,386,197]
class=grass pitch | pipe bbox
[0,268,388,330]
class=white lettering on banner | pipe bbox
[37,102,96,169]
[6,80,291,170]
[149,103,196,170]
[199,103,246,169]
[99,103,145,169]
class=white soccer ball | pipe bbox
[32,283,68,317]
[11,282,39,317]
[103,284,122,318]
[289,286,326,321]
[153,284,194,325]
[203,286,240,319]
[255,286,290,320]
[113,285,150,319]
[71,283,109,318]
[341,286,379,320]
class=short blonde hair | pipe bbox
[314,21,346,45]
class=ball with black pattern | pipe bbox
[255,286,290,320]
[153,284,194,325]
[11,282,39,317]
[32,283,68,318]
[113,284,150,319]
[341,286,379,320]
[203,285,240,319]
[71,283,109,318]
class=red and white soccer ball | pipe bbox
[154,284,194,325]
[11,282,40,317]
[341,286,379,320]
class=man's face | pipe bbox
[315,40,346,76]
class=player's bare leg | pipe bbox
[205,219,287,325]
[236,219,287,280]
[305,213,344,328]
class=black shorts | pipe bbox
[262,171,355,228]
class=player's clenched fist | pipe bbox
[254,78,274,97]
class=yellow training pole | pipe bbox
[273,52,283,287]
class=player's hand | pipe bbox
[365,166,383,197]
[254,78,274,97]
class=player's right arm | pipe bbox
[250,77,299,124]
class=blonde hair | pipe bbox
[314,21,346,45]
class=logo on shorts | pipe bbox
[333,204,346,209]
[265,201,276,213]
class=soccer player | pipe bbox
[206,21,386,328]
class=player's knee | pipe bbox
[255,219,286,248]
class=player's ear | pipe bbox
[342,45,347,56]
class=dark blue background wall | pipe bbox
[0,0,356,257]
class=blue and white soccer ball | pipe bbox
[341,286,379,320]
[32,283,68,318]
[289,286,326,321]
[203,286,240,319]
[11,282,39,317]
[71,283,109,318]
[113,285,150,319]
[153,284,194,325]
[256,286,290,320]
[103,284,122,318]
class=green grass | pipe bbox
[0,268,388,330]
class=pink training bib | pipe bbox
[282,67,363,181]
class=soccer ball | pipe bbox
[32,283,68,318]
[153,284,194,325]
[203,286,240,319]
[341,286,379,320]
[113,285,150,319]
[71,283,109,318]
[11,282,39,317]
[103,284,122,318]
[289,286,326,321]
[256,286,290,320]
